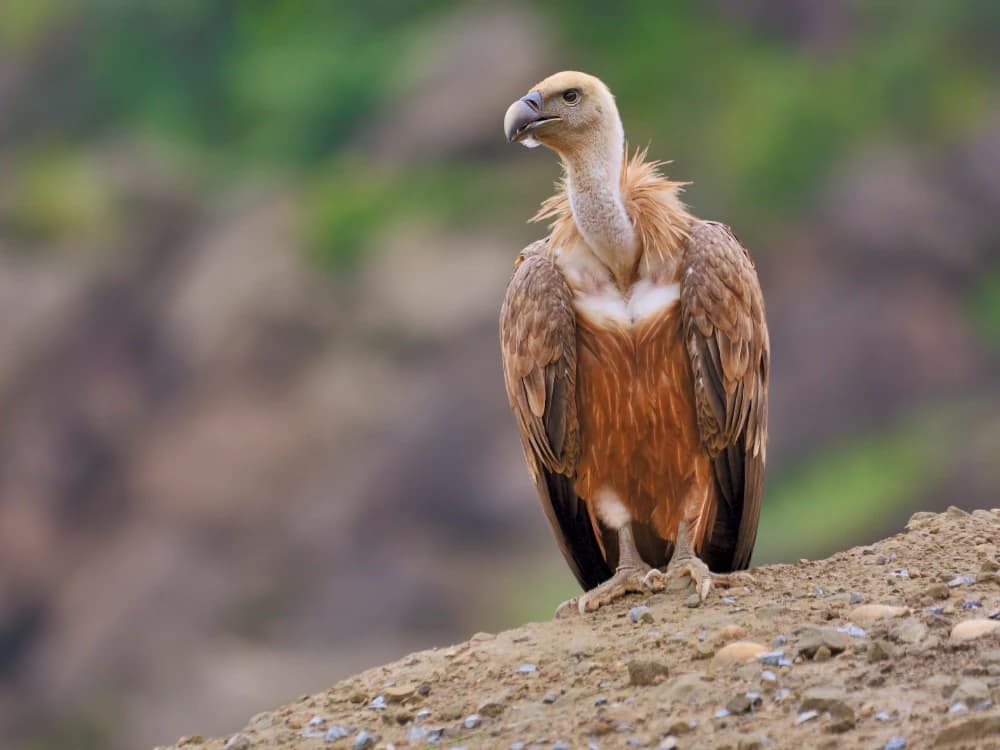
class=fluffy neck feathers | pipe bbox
[534,145,693,287]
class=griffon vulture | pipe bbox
[500,71,769,615]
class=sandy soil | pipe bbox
[159,508,1000,750]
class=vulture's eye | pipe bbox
[562,89,580,105]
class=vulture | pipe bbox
[499,71,769,615]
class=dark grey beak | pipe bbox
[504,91,557,143]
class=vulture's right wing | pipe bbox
[500,241,612,590]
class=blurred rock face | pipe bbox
[0,5,997,750]
[366,6,555,162]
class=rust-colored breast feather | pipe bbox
[573,309,714,566]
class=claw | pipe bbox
[642,568,667,591]
[555,597,580,618]
[664,556,713,603]
[664,556,755,604]
[553,564,664,617]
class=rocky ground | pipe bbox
[158,507,1000,750]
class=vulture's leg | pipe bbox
[555,523,665,617]
[663,520,755,604]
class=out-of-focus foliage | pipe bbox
[20,1,995,249]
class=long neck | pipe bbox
[561,121,639,283]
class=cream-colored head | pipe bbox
[503,71,622,157]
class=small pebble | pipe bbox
[761,670,777,683]
[875,711,896,722]
[757,650,785,666]
[427,728,444,743]
[795,710,819,725]
[926,583,950,600]
[949,702,969,714]
[384,683,418,703]
[892,618,927,645]
[477,696,506,717]
[884,738,907,750]
[463,714,481,729]
[594,695,608,706]
[510,743,525,750]
[797,625,850,656]
[950,619,1000,643]
[308,716,325,727]
[952,678,990,706]
[712,641,767,668]
[667,719,693,735]
[416,709,432,721]
[685,593,702,608]
[407,727,427,743]
[630,605,654,624]
[353,730,375,750]
[726,692,761,714]
[948,574,975,588]
[325,726,350,741]
[628,659,670,686]
[721,596,737,604]
[960,600,983,610]
[849,592,865,604]
[516,664,536,674]
[847,625,867,638]
[714,707,730,718]
[553,743,570,750]
[369,695,387,710]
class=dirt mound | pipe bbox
[160,508,1000,750]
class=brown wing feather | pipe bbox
[500,240,612,590]
[681,221,769,571]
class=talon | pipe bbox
[555,598,580,618]
[569,564,651,615]
[642,568,666,591]
[718,571,755,588]
[664,556,714,603]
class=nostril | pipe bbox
[522,91,542,112]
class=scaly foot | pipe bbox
[664,554,755,605]
[555,565,666,617]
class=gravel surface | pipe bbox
[157,508,1000,750]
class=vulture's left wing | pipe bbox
[500,241,612,590]
[681,221,770,572]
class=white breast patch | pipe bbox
[628,280,681,321]
[574,280,680,326]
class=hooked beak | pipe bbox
[504,91,561,143]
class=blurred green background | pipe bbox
[0,2,997,748]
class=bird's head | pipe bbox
[503,71,620,156]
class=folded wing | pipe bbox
[681,222,770,571]
[500,241,612,589]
